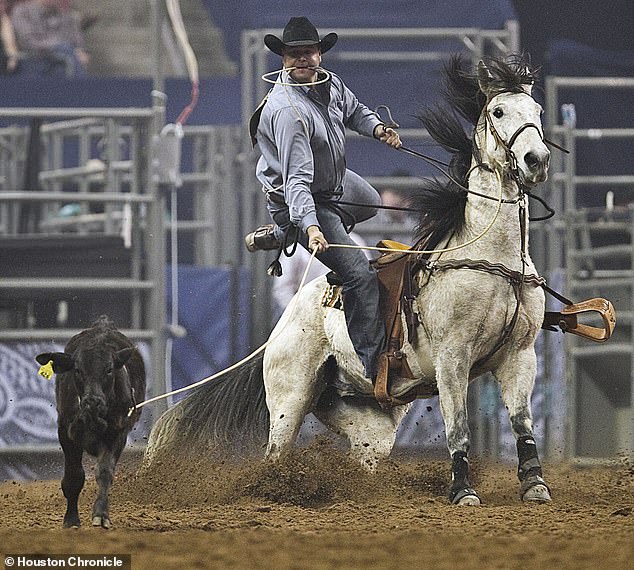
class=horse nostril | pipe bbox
[524,150,550,171]
[525,152,539,169]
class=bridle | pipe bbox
[478,89,568,188]
[458,91,561,223]
[387,94,563,216]
[480,92,548,192]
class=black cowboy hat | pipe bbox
[264,16,338,56]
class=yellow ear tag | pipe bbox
[38,360,54,380]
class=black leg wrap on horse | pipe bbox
[517,435,542,481]
[516,435,551,500]
[449,451,479,504]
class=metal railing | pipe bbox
[543,76,634,461]
[0,104,168,431]
[241,22,520,124]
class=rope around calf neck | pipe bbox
[128,172,504,415]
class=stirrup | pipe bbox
[373,353,416,407]
[244,224,281,252]
[544,298,616,343]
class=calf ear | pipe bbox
[35,352,75,373]
[114,347,135,369]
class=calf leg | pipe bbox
[495,349,551,502]
[92,432,127,528]
[59,426,85,528]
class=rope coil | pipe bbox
[261,66,332,87]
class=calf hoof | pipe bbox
[450,487,481,506]
[63,515,81,529]
[520,475,552,503]
[92,515,112,529]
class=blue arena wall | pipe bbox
[165,265,251,399]
[0,76,242,126]
[203,0,518,63]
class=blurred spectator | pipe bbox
[0,0,18,73]
[359,184,417,249]
[11,0,89,77]
[378,186,415,224]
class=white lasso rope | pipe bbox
[129,171,504,415]
[262,67,331,87]
[128,247,320,416]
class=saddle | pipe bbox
[322,239,420,406]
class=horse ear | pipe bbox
[36,352,74,374]
[114,347,134,369]
[522,75,534,96]
[477,60,494,97]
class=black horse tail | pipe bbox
[143,353,269,465]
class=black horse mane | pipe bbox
[411,53,537,247]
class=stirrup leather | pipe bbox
[372,241,418,407]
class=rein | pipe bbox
[375,102,563,215]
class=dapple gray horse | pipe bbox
[146,55,552,505]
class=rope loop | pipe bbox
[261,67,332,87]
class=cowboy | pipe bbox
[246,16,401,383]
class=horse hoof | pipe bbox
[457,494,481,506]
[520,475,552,503]
[92,516,111,529]
[522,483,552,503]
[451,487,481,506]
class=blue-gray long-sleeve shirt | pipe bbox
[254,70,382,233]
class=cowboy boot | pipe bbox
[244,224,282,252]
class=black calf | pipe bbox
[36,316,146,528]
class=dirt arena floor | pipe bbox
[1,440,633,570]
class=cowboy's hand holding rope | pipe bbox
[374,124,402,149]
[307,225,328,254]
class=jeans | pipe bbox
[17,43,86,78]
[268,169,385,379]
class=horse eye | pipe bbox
[492,108,504,119]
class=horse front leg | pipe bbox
[436,354,481,506]
[495,349,552,503]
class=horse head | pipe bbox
[476,59,550,187]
